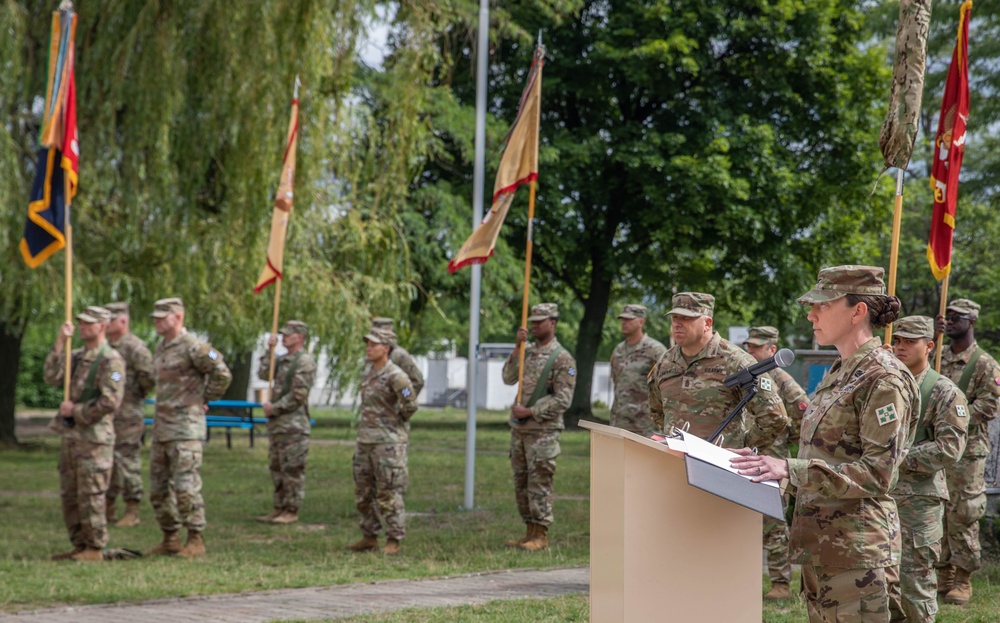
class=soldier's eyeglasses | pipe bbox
[945,314,972,322]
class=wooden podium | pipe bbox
[580,421,764,623]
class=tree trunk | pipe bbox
[564,262,614,428]
[0,321,25,446]
[222,350,253,402]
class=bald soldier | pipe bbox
[609,304,667,436]
[648,293,787,449]
[934,298,1000,604]
[371,317,424,397]
[743,326,809,600]
[147,298,232,559]
[104,302,155,528]
[502,303,577,552]
[44,306,126,561]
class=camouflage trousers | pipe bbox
[941,454,986,573]
[107,416,145,503]
[510,430,560,527]
[269,433,310,512]
[353,442,408,539]
[149,439,206,533]
[59,438,113,549]
[802,566,894,623]
[888,495,942,623]
[763,515,792,584]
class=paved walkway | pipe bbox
[0,567,589,623]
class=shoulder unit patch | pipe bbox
[956,404,968,418]
[758,377,773,392]
[567,367,576,377]
[110,371,123,383]
[876,403,898,426]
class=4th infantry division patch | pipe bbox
[876,404,898,426]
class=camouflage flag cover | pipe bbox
[928,1,972,280]
[447,47,544,273]
[878,0,932,172]
[254,95,299,293]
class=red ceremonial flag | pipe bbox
[927,1,972,281]
[254,95,299,294]
[447,47,544,273]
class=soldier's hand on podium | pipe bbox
[729,448,789,483]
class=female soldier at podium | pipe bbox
[731,266,918,623]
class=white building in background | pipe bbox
[248,339,613,411]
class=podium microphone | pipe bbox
[723,348,795,388]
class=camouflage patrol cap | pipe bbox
[279,320,309,336]
[151,297,184,318]
[363,327,396,345]
[744,326,779,346]
[797,265,886,305]
[668,292,715,318]
[618,304,647,320]
[893,315,934,340]
[947,298,980,320]
[371,317,395,329]
[527,303,559,322]
[76,306,111,324]
[105,302,129,318]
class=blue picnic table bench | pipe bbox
[143,399,314,449]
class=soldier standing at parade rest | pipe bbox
[348,327,418,555]
[255,320,317,525]
[371,317,424,397]
[501,303,577,552]
[104,302,155,528]
[742,325,809,601]
[933,298,1000,604]
[888,316,968,623]
[146,298,232,558]
[732,265,918,623]
[44,306,126,561]
[609,304,667,436]
[647,293,787,449]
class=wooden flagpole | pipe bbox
[884,169,904,345]
[63,175,72,399]
[515,180,538,404]
[934,275,950,371]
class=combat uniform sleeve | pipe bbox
[133,341,156,396]
[502,348,521,386]
[257,351,275,382]
[782,383,809,444]
[648,361,665,433]
[189,342,233,402]
[271,356,317,416]
[903,386,968,475]
[399,353,425,396]
[967,357,1000,423]
[43,349,67,386]
[788,379,910,498]
[74,354,126,426]
[390,371,418,421]
[744,373,789,449]
[530,352,576,422]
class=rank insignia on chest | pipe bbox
[876,403,898,426]
[111,371,122,383]
[682,376,694,390]
[758,377,772,392]
[956,404,968,417]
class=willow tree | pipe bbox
[0,0,440,444]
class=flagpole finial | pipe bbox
[59,0,74,10]
[294,75,300,99]
[537,30,542,47]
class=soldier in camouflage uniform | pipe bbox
[371,317,424,397]
[648,293,788,450]
[147,298,232,558]
[501,303,577,552]
[609,304,667,436]
[933,298,1000,604]
[348,327,418,556]
[731,266,918,623]
[103,302,155,528]
[44,306,126,562]
[255,320,317,525]
[743,325,810,600]
[888,316,968,623]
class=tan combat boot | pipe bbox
[70,547,104,562]
[505,523,534,548]
[146,530,182,556]
[271,510,299,525]
[115,501,141,527]
[937,565,955,595]
[256,508,283,524]
[518,523,549,552]
[944,567,973,604]
[51,545,84,561]
[763,582,791,600]
[105,501,117,523]
[381,538,401,556]
[178,530,206,558]
[347,534,379,552]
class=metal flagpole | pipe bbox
[464,0,489,510]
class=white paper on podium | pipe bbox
[679,431,779,488]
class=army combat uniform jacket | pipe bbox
[257,349,317,436]
[358,361,418,444]
[109,332,155,425]
[610,334,667,435]
[940,340,1000,458]
[502,338,577,431]
[788,338,918,568]
[152,329,233,442]
[44,342,127,445]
